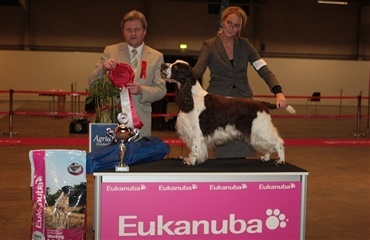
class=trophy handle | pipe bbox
[128,128,140,142]
[106,128,116,140]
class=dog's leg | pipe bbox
[251,113,286,166]
[250,134,274,162]
[183,137,208,166]
[177,112,208,166]
[53,208,59,227]
[274,141,285,166]
[64,212,69,229]
[260,152,271,162]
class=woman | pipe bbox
[192,6,287,159]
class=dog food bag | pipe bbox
[29,149,87,240]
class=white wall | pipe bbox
[0,50,100,101]
[1,50,368,106]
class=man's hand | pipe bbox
[126,83,142,95]
[102,58,117,71]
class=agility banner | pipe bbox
[99,181,302,239]
[29,150,86,240]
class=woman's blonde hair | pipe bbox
[219,6,248,34]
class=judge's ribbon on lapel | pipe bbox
[140,60,147,79]
[108,63,143,129]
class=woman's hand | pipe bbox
[276,93,287,108]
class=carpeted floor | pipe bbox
[0,101,369,239]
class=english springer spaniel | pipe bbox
[161,60,296,166]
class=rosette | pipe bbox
[109,63,135,88]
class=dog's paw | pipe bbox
[260,154,271,162]
[182,157,196,166]
[274,159,285,166]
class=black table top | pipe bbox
[127,158,308,173]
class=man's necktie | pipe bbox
[131,48,138,70]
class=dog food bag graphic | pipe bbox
[29,149,87,240]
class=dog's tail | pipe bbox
[285,105,296,114]
[261,102,296,114]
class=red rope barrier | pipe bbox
[1,89,368,100]
[151,113,179,117]
[8,111,365,119]
[13,111,94,118]
[1,137,369,147]
[12,90,89,96]
[270,114,359,119]
[253,95,363,99]
[1,89,369,138]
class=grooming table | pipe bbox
[94,158,308,240]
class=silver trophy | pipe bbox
[106,113,140,172]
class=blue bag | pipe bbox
[86,136,170,173]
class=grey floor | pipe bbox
[0,101,369,239]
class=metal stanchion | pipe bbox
[367,82,370,134]
[353,94,365,138]
[71,83,75,113]
[339,89,342,120]
[70,82,80,114]
[3,89,18,138]
[367,96,369,134]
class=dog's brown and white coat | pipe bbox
[161,60,296,166]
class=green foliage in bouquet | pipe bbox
[86,72,121,123]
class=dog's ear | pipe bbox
[173,63,192,82]
[177,78,194,113]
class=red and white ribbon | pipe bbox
[120,89,143,129]
[109,63,143,128]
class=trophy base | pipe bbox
[115,165,130,172]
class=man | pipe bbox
[88,10,166,138]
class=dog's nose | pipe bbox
[161,63,171,70]
[160,63,167,70]
[160,63,173,80]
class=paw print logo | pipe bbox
[265,209,288,230]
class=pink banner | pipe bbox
[100,181,302,239]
